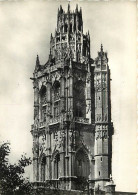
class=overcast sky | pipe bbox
[0,0,136,192]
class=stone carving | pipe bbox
[75,117,89,124]
[59,129,65,148]
[96,114,101,121]
[96,130,108,140]
[39,134,46,154]
[86,73,91,83]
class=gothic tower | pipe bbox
[31,4,114,192]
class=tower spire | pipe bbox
[36,54,40,66]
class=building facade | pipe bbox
[31,4,114,192]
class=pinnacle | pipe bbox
[76,4,78,11]
[36,54,40,66]
[68,3,70,12]
[101,44,103,52]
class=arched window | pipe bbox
[41,156,46,182]
[39,85,47,121]
[75,149,90,178]
[52,81,60,117]
[54,153,60,179]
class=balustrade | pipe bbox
[49,117,61,125]
[75,117,89,124]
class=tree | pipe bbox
[0,141,33,195]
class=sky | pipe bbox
[0,0,137,193]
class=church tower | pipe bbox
[31,4,114,192]
[94,44,113,190]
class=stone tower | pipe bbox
[31,4,114,192]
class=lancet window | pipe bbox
[52,81,60,118]
[39,85,47,122]
[54,153,60,179]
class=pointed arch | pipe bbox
[52,150,60,179]
[75,147,90,178]
[39,85,47,121]
[75,144,90,159]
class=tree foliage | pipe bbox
[0,141,33,195]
